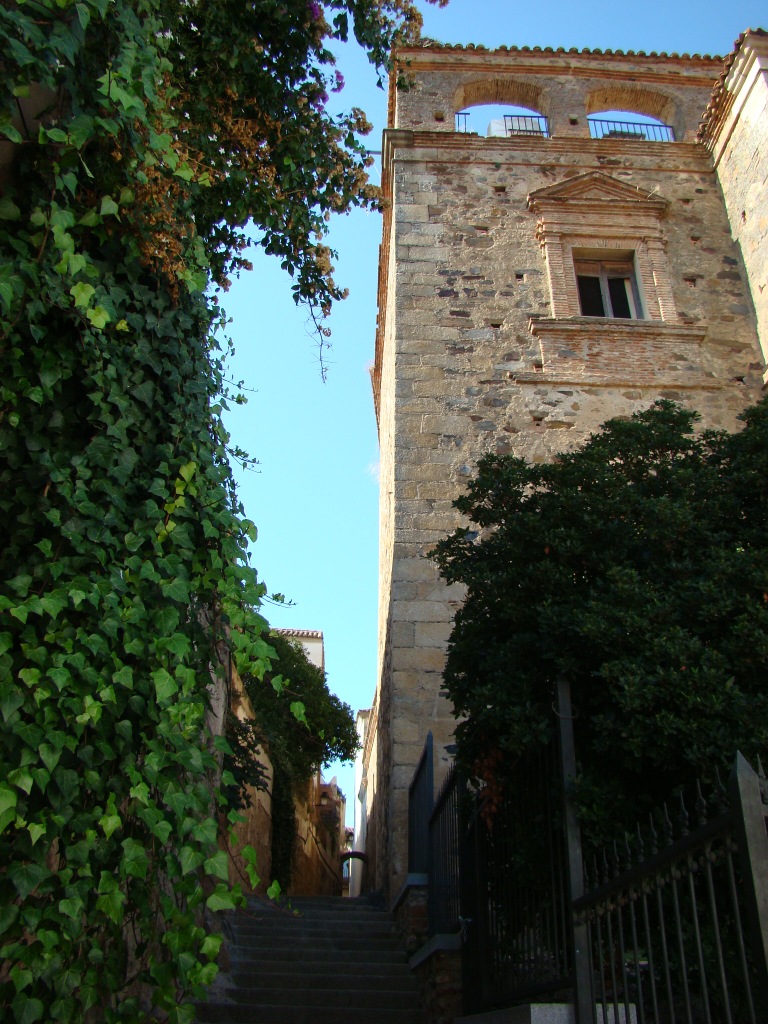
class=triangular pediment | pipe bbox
[528,171,669,211]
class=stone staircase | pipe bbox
[194,894,428,1024]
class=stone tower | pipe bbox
[362,33,768,900]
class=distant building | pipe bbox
[363,30,768,900]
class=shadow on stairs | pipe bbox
[194,894,428,1024]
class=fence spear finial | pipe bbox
[677,791,689,836]
[695,779,707,827]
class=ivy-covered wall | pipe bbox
[0,0,439,1019]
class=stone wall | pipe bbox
[702,30,768,370]
[226,664,274,893]
[289,774,345,897]
[367,43,766,901]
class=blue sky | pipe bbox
[222,0,767,821]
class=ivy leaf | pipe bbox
[213,736,234,755]
[9,767,34,796]
[59,897,84,920]
[200,933,222,960]
[290,701,308,726]
[0,783,18,835]
[152,668,178,703]
[96,874,125,925]
[167,1005,196,1024]
[0,688,24,722]
[39,743,62,774]
[203,849,230,881]
[0,904,19,937]
[163,633,191,658]
[161,577,189,603]
[11,994,44,1024]
[99,809,121,839]
[27,822,46,845]
[205,886,236,912]
[0,197,21,221]
[99,196,120,217]
[70,282,95,308]
[67,115,94,149]
[40,593,68,620]
[112,666,133,690]
[178,846,204,875]
[121,838,149,879]
[267,880,282,900]
[86,306,110,329]
[19,668,40,687]
[155,606,181,635]
[131,380,155,405]
[9,861,49,900]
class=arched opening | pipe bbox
[453,79,549,137]
[455,102,549,138]
[586,85,678,141]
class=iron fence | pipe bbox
[408,731,433,873]
[588,118,675,142]
[408,678,768,1022]
[576,755,768,1024]
[428,764,462,936]
[461,734,575,1011]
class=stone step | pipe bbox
[225,945,408,965]
[237,905,393,925]
[217,983,421,1007]
[221,965,420,988]
[227,916,399,936]
[195,896,427,1024]
[195,1005,426,1024]
[224,933,403,953]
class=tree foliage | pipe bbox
[244,631,359,784]
[229,631,358,887]
[0,0,439,1019]
[432,400,768,841]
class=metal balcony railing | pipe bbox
[503,114,549,137]
[454,112,549,136]
[588,117,675,141]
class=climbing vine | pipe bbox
[0,0,441,1020]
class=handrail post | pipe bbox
[557,677,593,1024]
[730,751,768,1015]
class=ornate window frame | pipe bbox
[527,171,678,323]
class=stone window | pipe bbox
[527,171,677,323]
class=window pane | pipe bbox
[577,275,605,316]
[607,277,632,318]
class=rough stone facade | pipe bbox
[364,37,767,900]
[701,31,768,368]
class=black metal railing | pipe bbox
[454,112,549,136]
[503,114,549,137]
[588,117,675,142]
[408,676,768,1022]
[408,731,433,873]
[428,764,462,936]
[576,755,768,1024]
[461,736,574,1011]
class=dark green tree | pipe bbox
[0,0,441,1020]
[432,399,768,841]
